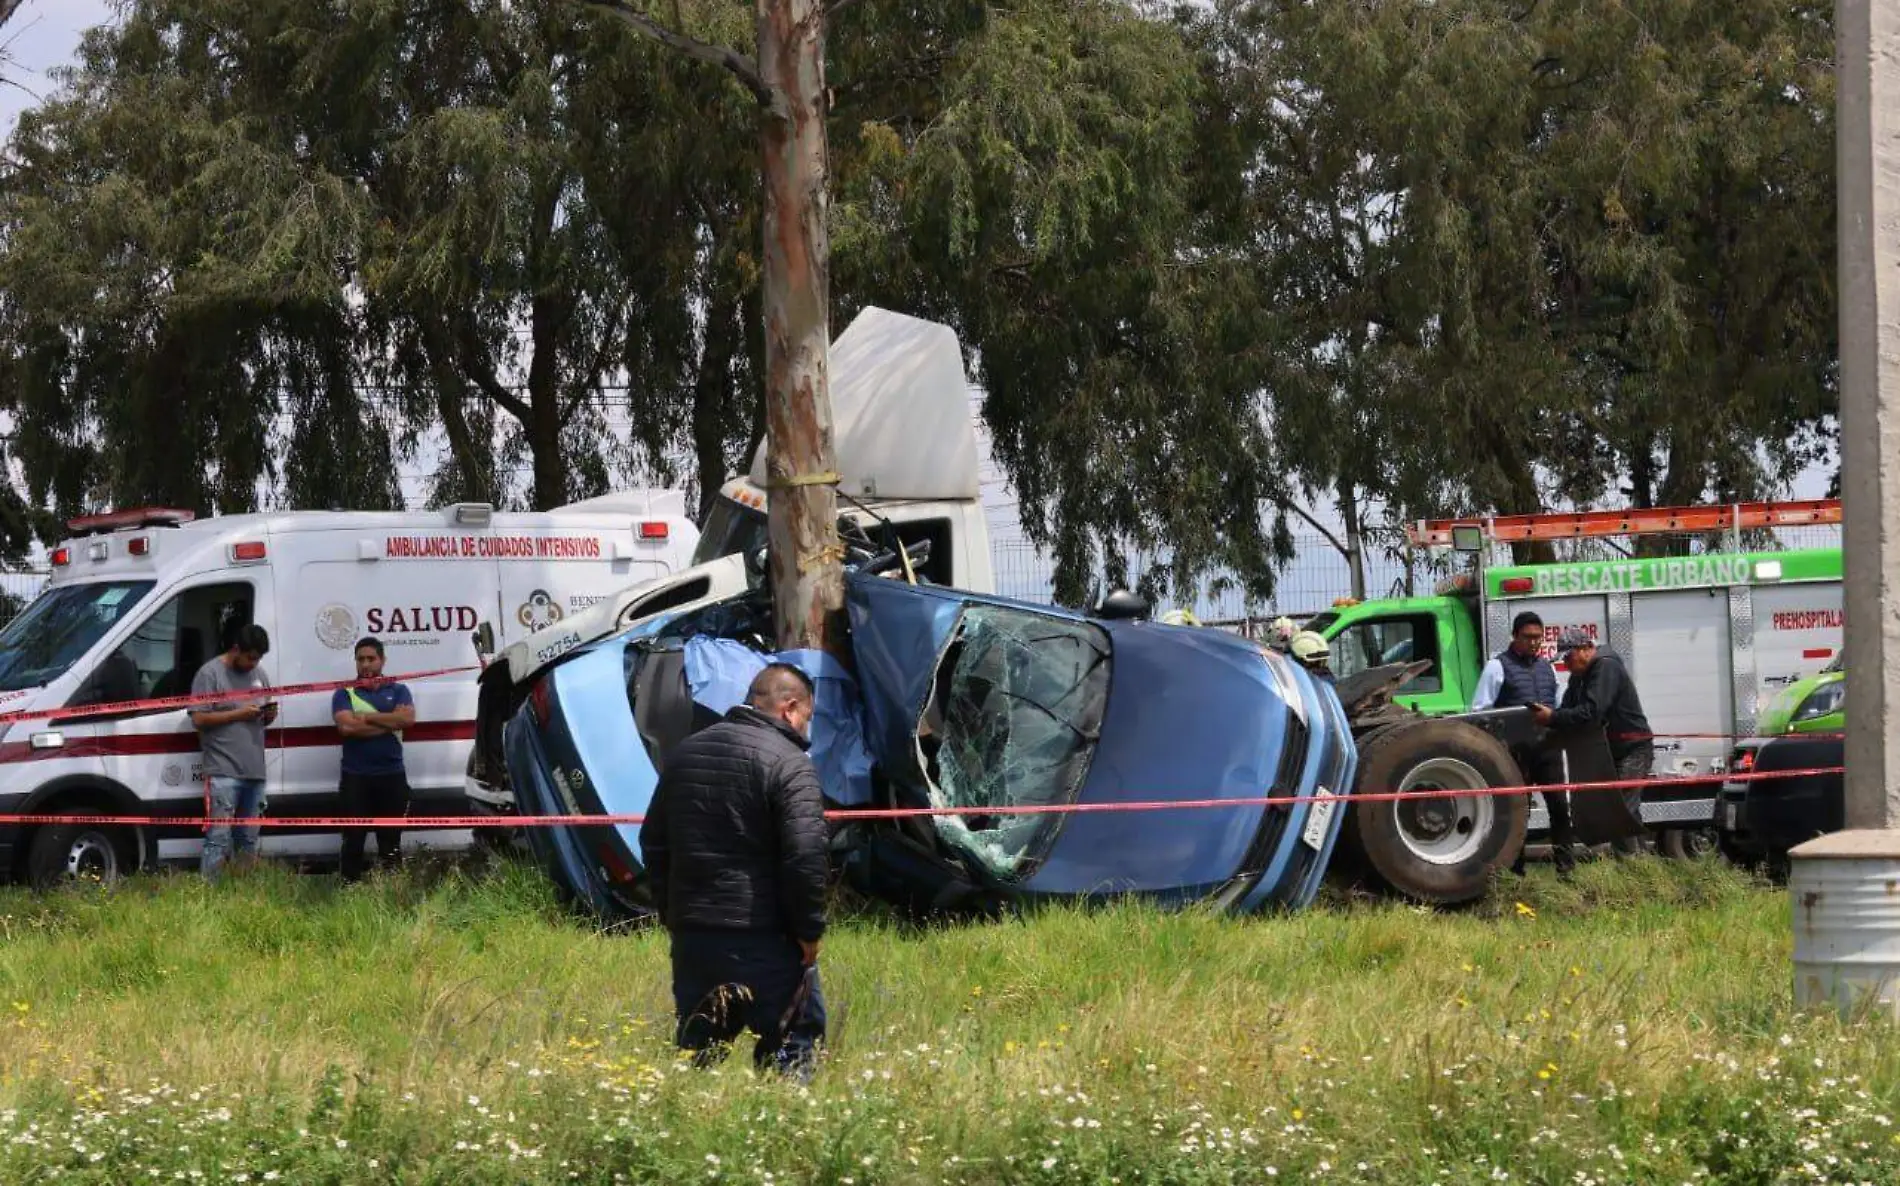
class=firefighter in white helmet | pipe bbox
[1266,616,1297,651]
[1289,630,1334,684]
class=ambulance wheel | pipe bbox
[25,811,133,890]
[1345,718,1527,906]
[1658,827,1717,861]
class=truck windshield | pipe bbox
[691,497,768,566]
[0,581,155,693]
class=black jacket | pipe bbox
[638,705,828,942]
[1549,653,1652,757]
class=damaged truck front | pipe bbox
[467,306,996,823]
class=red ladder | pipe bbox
[1406,498,1841,549]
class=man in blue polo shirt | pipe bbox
[331,637,416,881]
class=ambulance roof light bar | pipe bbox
[1408,498,1842,550]
[65,508,197,538]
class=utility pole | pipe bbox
[1788,0,1900,1019]
[581,0,846,653]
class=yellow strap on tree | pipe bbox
[764,471,842,490]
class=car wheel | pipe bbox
[1345,718,1528,906]
[1658,827,1718,861]
[26,810,133,890]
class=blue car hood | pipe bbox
[845,575,1321,896]
[1022,623,1309,895]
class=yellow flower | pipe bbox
[1057,1023,1071,1034]
[1291,1108,1305,1122]
[1537,1069,1552,1081]
[970,986,984,998]
[1004,1041,1019,1054]
[10,1002,26,1013]
[1461,963,1475,973]
[1569,966,1582,978]
[1514,902,1538,919]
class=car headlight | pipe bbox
[1792,681,1844,723]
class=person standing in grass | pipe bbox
[331,637,416,882]
[189,624,277,880]
[1534,628,1655,858]
[639,663,829,1080]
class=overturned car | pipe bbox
[504,547,1357,922]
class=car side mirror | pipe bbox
[471,621,497,661]
[746,545,770,582]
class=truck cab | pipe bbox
[1305,594,1484,717]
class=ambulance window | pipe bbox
[69,582,253,709]
[0,581,155,693]
[1329,616,1442,694]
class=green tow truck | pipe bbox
[1300,502,1843,899]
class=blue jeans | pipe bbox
[670,929,826,1079]
[202,777,267,878]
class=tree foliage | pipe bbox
[1199,0,1836,567]
[0,0,1842,599]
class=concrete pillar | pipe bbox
[1788,0,1900,1020]
[1838,0,1900,832]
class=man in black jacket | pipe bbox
[639,663,830,1077]
[1533,629,1654,857]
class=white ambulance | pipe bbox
[0,496,698,885]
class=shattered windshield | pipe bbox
[917,605,1111,881]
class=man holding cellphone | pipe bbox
[189,624,277,880]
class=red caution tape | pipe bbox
[0,764,1843,830]
[0,664,482,727]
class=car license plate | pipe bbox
[1302,789,1338,851]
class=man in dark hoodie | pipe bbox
[1534,629,1654,857]
[639,663,829,1078]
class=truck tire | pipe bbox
[1658,827,1717,861]
[1345,718,1527,905]
[25,810,133,890]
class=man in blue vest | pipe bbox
[1471,611,1558,711]
[1473,612,1578,874]
[331,637,416,881]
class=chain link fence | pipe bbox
[0,570,48,627]
[991,536,1422,624]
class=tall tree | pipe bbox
[1198,0,1837,563]
[578,0,846,651]
[0,0,757,521]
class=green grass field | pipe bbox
[0,855,1893,1183]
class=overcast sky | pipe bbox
[1,0,109,135]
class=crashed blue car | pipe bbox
[504,566,1355,921]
